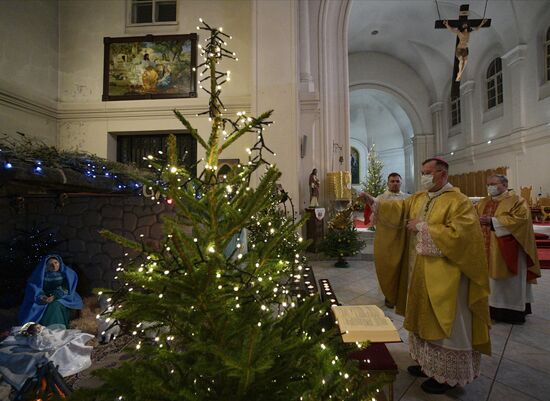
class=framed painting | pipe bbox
[102,33,197,101]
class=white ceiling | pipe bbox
[348,0,550,99]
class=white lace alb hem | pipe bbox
[409,332,480,386]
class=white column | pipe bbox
[412,134,434,190]
[460,80,476,146]
[298,0,321,210]
[502,44,528,132]
[404,142,414,192]
[318,0,351,175]
[429,101,444,154]
[299,0,315,93]
[253,0,299,205]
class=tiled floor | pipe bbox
[311,259,550,401]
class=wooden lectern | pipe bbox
[305,207,324,252]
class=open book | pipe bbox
[331,305,401,343]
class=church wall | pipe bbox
[526,10,550,127]
[54,0,300,205]
[525,43,550,129]
[57,0,253,168]
[0,0,59,144]
[445,20,550,196]
[251,0,299,206]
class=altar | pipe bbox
[533,223,550,237]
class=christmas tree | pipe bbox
[71,20,385,401]
[321,207,365,268]
[362,144,386,197]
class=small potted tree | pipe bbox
[361,145,386,230]
[322,207,365,267]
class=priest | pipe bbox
[476,174,541,324]
[360,157,491,394]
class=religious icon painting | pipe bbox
[103,34,198,101]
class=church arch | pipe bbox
[349,85,416,192]
[350,83,422,142]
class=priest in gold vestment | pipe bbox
[361,157,491,394]
[476,174,541,324]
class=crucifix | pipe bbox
[435,4,491,98]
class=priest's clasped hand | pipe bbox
[406,218,422,232]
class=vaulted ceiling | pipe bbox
[348,0,550,100]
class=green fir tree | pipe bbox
[362,145,386,197]
[321,207,365,268]
[71,20,385,401]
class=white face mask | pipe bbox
[487,185,501,197]
[421,174,434,191]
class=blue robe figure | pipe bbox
[18,255,83,329]
[156,68,173,89]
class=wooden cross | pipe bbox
[435,4,491,98]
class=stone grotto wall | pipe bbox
[0,194,174,293]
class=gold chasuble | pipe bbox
[476,192,541,281]
[374,187,491,356]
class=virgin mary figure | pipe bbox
[18,255,83,329]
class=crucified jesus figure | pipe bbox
[444,18,487,81]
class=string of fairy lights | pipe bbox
[92,18,381,401]
[0,145,143,192]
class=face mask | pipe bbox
[487,185,501,197]
[421,174,434,191]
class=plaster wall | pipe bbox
[445,23,550,195]
[0,0,59,144]
[56,0,253,166]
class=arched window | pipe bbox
[450,95,461,127]
[486,57,503,109]
[546,27,550,82]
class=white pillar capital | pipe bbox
[502,44,528,68]
[429,101,444,113]
[460,80,475,96]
